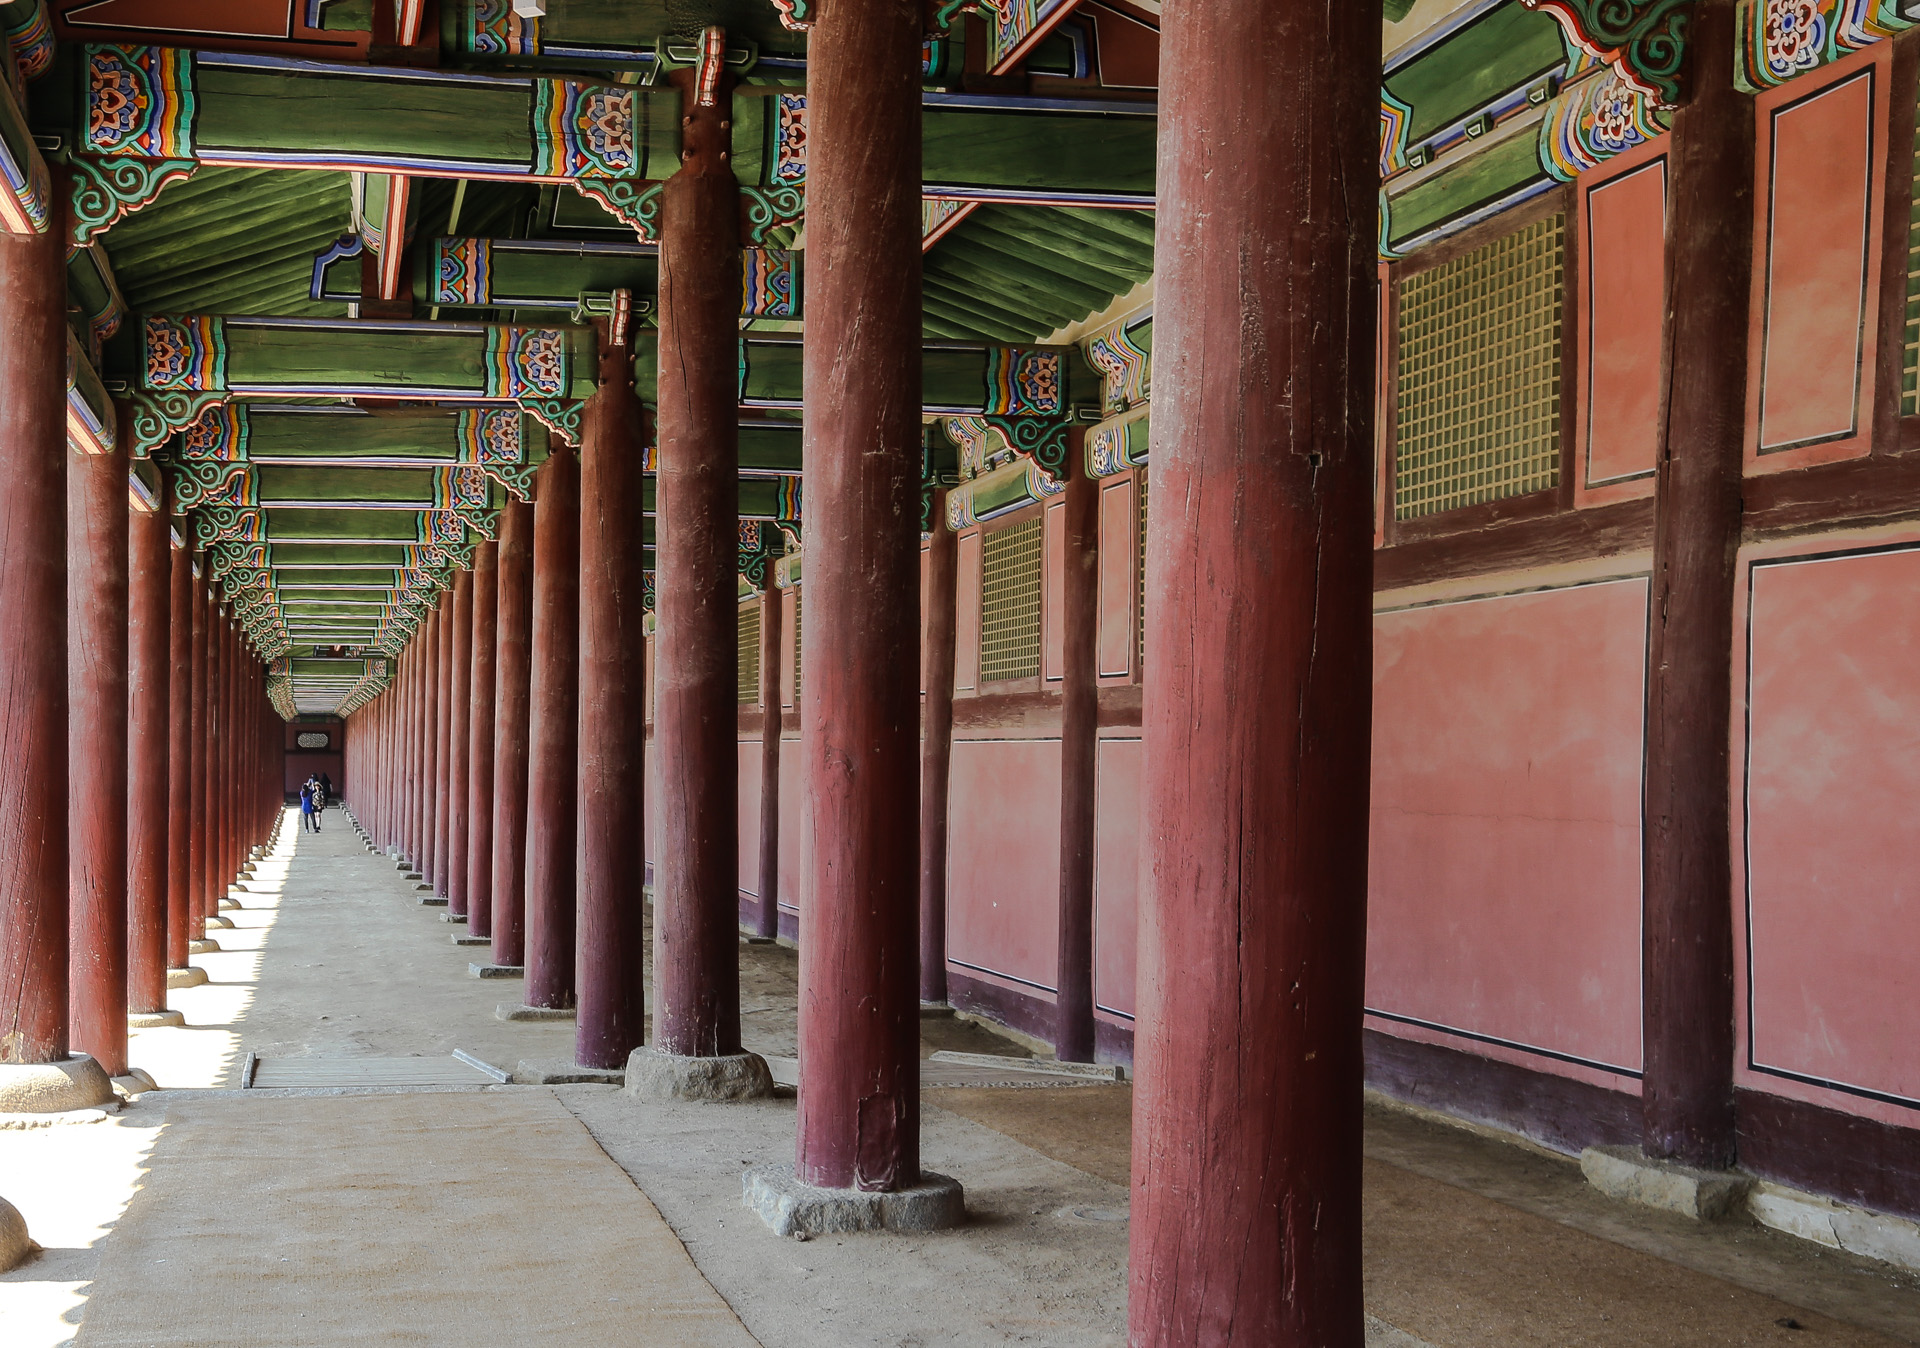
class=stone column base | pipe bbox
[187,938,220,954]
[218,897,241,911]
[439,912,467,924]
[166,966,208,989]
[111,1068,160,1098]
[625,1047,775,1103]
[496,1003,574,1022]
[468,963,523,979]
[128,1010,186,1028]
[0,1196,35,1272]
[742,1164,964,1237]
[0,1054,116,1113]
[1581,1146,1753,1221]
[205,915,233,929]
[452,934,491,947]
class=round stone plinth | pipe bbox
[204,915,233,929]
[218,897,241,911]
[188,938,220,954]
[625,1047,774,1103]
[112,1068,160,1099]
[0,1196,34,1272]
[166,966,208,989]
[128,1010,186,1028]
[742,1165,965,1237]
[0,1054,116,1114]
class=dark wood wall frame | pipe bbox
[1379,184,1577,554]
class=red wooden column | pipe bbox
[754,581,782,941]
[448,570,473,917]
[421,609,441,868]
[652,51,758,1078]
[467,539,499,938]
[524,446,580,1010]
[791,0,932,1194]
[1642,0,1751,1171]
[491,497,535,969]
[0,220,71,1073]
[432,594,452,889]
[128,457,174,1021]
[1128,0,1377,1339]
[218,621,235,890]
[577,324,648,1069]
[404,645,422,861]
[919,494,957,1005]
[188,566,210,938]
[1054,460,1098,1063]
[166,530,193,973]
[69,379,132,1079]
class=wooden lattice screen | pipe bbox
[1905,93,1920,415]
[737,601,761,705]
[979,516,1043,683]
[791,591,803,703]
[1394,213,1565,519]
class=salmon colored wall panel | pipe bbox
[919,546,930,696]
[1043,499,1067,682]
[1368,578,1647,1082]
[1097,477,1136,679]
[1093,736,1142,1019]
[644,740,659,869]
[737,740,761,897]
[1743,545,1920,1114]
[946,738,1062,990]
[779,588,797,709]
[1578,151,1666,499]
[1750,53,1884,468]
[776,741,804,915]
[955,530,982,692]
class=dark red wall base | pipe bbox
[1095,1016,1135,1070]
[1363,1029,1642,1156]
[735,890,799,942]
[1739,1088,1920,1222]
[948,968,1060,1051]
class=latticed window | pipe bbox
[1394,214,1565,519]
[979,515,1043,683]
[737,601,761,705]
[791,591,803,703]
[1905,94,1920,414]
[1137,468,1148,674]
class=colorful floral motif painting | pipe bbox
[984,349,1061,417]
[463,0,538,55]
[485,328,566,400]
[434,237,492,306]
[532,81,634,179]
[144,315,226,392]
[87,45,195,158]
[773,94,807,187]
[458,407,522,465]
[1737,0,1910,90]
[742,249,797,319]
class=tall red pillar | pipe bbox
[187,565,210,939]
[919,494,957,1005]
[432,596,451,890]
[69,399,132,1079]
[524,447,580,1009]
[129,460,175,1019]
[1642,0,1750,1170]
[166,530,193,971]
[448,570,473,917]
[1128,0,1377,1340]
[793,0,928,1193]
[1054,462,1099,1063]
[491,498,535,969]
[652,61,750,1070]
[577,330,648,1067]
[754,582,782,941]
[467,540,499,938]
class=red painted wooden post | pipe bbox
[755,582,782,941]
[655,59,744,1061]
[432,594,452,890]
[1642,0,1751,1171]
[448,569,473,917]
[69,398,131,1077]
[1054,460,1098,1063]
[525,446,580,1009]
[166,530,192,971]
[919,494,957,1005]
[128,462,171,1015]
[421,609,440,867]
[467,540,499,939]
[796,0,926,1191]
[491,497,535,968]
[1128,0,1377,1339]
[188,567,209,935]
[578,330,649,1068]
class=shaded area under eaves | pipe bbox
[101,166,354,319]
[922,204,1155,342]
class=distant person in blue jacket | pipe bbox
[300,777,322,833]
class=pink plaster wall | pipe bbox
[955,531,981,692]
[1742,545,1920,1115]
[1577,147,1665,501]
[1097,477,1136,680]
[1044,498,1067,682]
[777,739,803,917]
[1748,48,1884,469]
[946,737,1063,991]
[1367,579,1647,1083]
[737,740,761,897]
[1093,735,1142,1019]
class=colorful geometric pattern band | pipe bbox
[1084,318,1150,415]
[484,327,566,399]
[463,0,539,56]
[742,249,797,319]
[983,348,1062,416]
[434,237,492,305]
[87,45,196,158]
[532,80,636,179]
[457,407,523,465]
[178,401,248,461]
[144,315,226,392]
[1539,69,1667,181]
[1736,0,1910,91]
[773,94,807,186]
